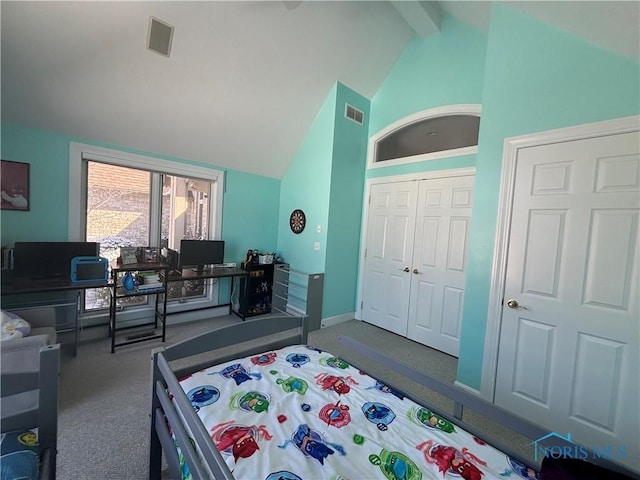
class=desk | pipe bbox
[1,274,109,355]
[2,267,250,354]
[109,262,169,353]
[108,266,248,353]
[1,276,108,295]
[163,266,248,315]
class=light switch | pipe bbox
[316,224,321,233]
[314,242,320,251]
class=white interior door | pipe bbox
[361,181,418,336]
[494,131,639,470]
[407,176,474,356]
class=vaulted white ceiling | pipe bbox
[2,1,638,179]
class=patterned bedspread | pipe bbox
[176,344,539,480]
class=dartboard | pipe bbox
[289,209,306,234]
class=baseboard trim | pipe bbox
[321,312,355,329]
[77,307,232,344]
[165,306,230,325]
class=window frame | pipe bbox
[367,104,481,169]
[69,143,224,240]
[68,142,225,322]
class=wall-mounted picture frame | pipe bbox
[1,160,30,211]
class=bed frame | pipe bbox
[148,315,636,479]
[1,343,60,480]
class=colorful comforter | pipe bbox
[177,344,538,480]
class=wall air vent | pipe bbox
[147,17,174,57]
[345,104,364,125]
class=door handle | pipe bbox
[400,267,410,272]
[506,299,527,310]
[412,269,421,274]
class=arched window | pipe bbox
[369,105,481,168]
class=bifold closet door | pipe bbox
[361,181,418,336]
[407,176,474,357]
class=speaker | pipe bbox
[161,248,180,274]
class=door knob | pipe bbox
[403,267,410,272]
[413,269,420,274]
[506,299,526,310]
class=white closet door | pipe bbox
[494,131,639,472]
[407,176,474,356]
[361,181,418,336]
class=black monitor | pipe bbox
[179,240,225,272]
[13,241,100,280]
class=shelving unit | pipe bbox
[273,263,324,331]
[109,261,169,353]
[236,263,274,319]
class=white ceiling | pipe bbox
[2,1,638,179]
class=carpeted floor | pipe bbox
[56,316,532,479]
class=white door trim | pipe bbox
[481,114,640,401]
[356,167,476,321]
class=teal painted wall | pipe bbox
[363,6,639,390]
[277,85,336,274]
[366,13,486,180]
[0,124,281,305]
[362,14,486,343]
[1,124,72,243]
[324,83,370,318]
[3,4,638,365]
[278,82,370,320]
[369,14,488,137]
[223,170,280,265]
[456,5,640,389]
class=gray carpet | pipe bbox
[56,316,533,479]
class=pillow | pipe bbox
[0,429,40,456]
[0,310,31,341]
[0,429,40,480]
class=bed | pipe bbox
[148,315,635,480]
[1,343,59,480]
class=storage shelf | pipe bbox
[235,263,275,319]
[112,286,165,297]
[109,260,169,353]
[273,263,323,331]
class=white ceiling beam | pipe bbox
[392,1,441,38]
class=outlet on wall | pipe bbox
[313,242,320,251]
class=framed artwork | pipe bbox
[1,160,30,211]
[119,247,139,265]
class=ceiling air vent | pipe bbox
[147,17,174,57]
[345,104,364,125]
